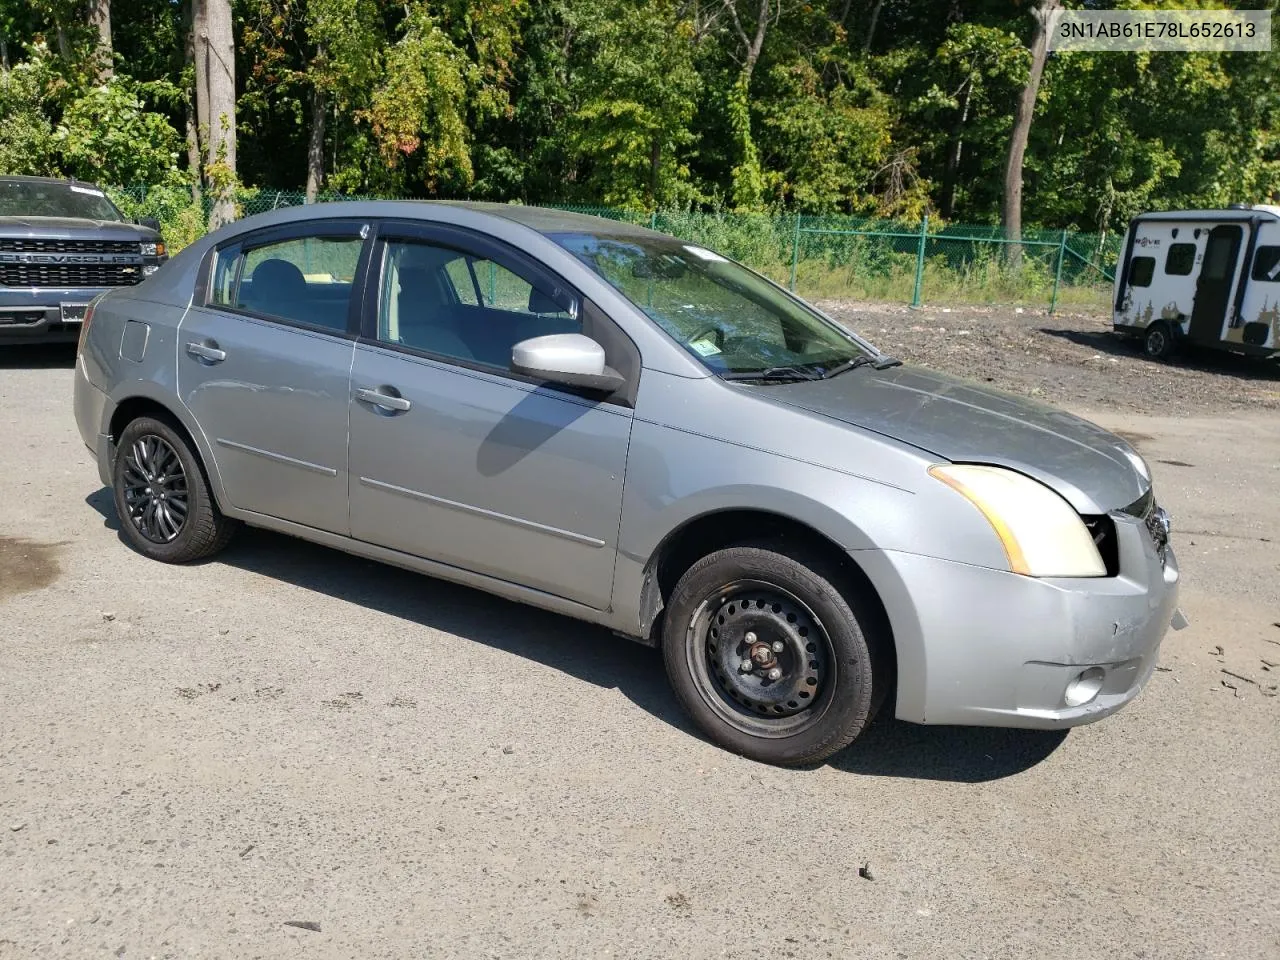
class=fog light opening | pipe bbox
[1064,667,1106,707]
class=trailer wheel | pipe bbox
[1144,322,1176,361]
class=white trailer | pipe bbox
[1113,205,1280,360]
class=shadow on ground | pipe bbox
[84,490,1065,782]
[1040,327,1280,382]
[0,343,77,369]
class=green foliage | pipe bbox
[560,0,701,209]
[56,78,182,186]
[0,45,58,175]
[2,0,1279,239]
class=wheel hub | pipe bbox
[121,435,189,544]
[704,590,827,718]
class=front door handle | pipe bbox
[186,341,226,363]
[356,386,412,412]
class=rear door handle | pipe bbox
[186,341,226,363]
[356,386,411,412]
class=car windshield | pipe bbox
[0,180,123,221]
[548,231,872,375]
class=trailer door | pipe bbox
[1189,224,1243,344]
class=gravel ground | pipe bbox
[818,300,1280,414]
[1,333,1278,959]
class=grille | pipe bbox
[0,262,141,287]
[0,238,139,255]
[0,310,48,325]
[1114,487,1170,565]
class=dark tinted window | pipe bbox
[1164,243,1196,276]
[1129,256,1155,288]
[1252,245,1280,282]
[377,239,579,369]
[211,234,363,332]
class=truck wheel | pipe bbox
[112,415,238,563]
[1144,322,1176,361]
[662,542,883,767]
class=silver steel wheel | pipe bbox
[120,434,189,544]
[685,579,834,739]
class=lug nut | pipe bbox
[745,631,757,644]
[740,660,754,673]
[771,640,784,653]
[767,667,782,681]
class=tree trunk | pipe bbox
[940,78,972,220]
[1001,0,1060,264]
[196,0,236,228]
[88,0,113,79]
[55,25,70,60]
[183,0,202,203]
[305,85,327,203]
[864,0,884,52]
[649,138,661,207]
[724,0,770,209]
[1,36,9,71]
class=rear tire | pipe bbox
[112,415,238,563]
[662,541,883,766]
[1144,321,1176,361]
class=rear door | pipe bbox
[177,219,370,534]
[346,222,637,609]
[1189,224,1244,344]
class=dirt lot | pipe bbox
[1,309,1278,959]
[818,300,1280,414]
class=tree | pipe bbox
[1001,0,1059,256]
[88,0,111,79]
[720,0,771,209]
[193,0,236,226]
[562,0,701,208]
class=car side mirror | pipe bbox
[511,333,625,393]
[138,216,161,233]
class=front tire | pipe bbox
[112,415,238,563]
[662,542,883,766]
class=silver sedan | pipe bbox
[73,202,1182,766]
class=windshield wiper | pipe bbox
[821,354,903,378]
[720,365,825,382]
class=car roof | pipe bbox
[211,199,661,245]
[436,201,654,239]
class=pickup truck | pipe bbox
[0,176,169,345]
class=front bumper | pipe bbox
[0,286,115,343]
[860,511,1180,728]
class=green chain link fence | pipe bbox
[110,184,1121,313]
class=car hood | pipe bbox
[0,217,155,239]
[757,365,1149,514]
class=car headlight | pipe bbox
[928,464,1106,577]
[140,241,165,257]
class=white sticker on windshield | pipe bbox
[683,244,728,263]
[689,337,722,357]
[68,185,106,197]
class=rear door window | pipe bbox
[211,232,365,333]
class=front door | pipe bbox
[1188,224,1243,344]
[177,221,368,534]
[346,226,635,609]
